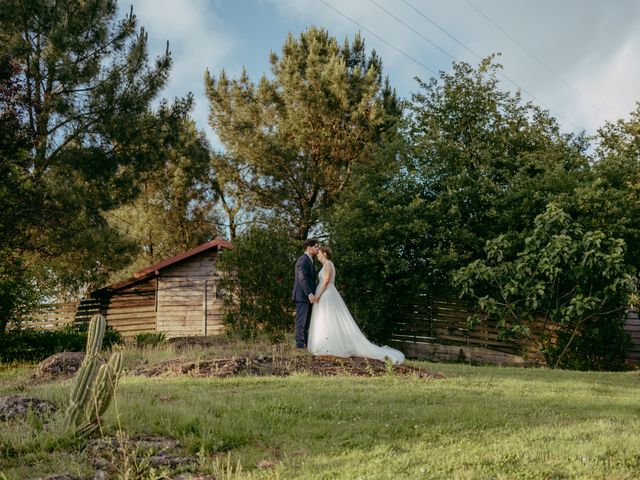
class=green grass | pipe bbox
[1,343,640,479]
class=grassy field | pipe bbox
[1,340,640,479]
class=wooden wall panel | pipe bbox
[156,251,225,338]
[103,278,156,336]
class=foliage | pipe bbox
[206,26,401,239]
[403,56,589,294]
[0,322,123,363]
[217,225,299,339]
[134,332,167,347]
[328,137,429,341]
[0,0,196,316]
[209,151,255,241]
[106,119,221,281]
[563,103,640,270]
[456,203,636,370]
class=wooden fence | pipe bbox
[390,297,640,366]
[626,310,640,363]
[20,298,104,330]
[18,297,640,365]
[390,297,545,365]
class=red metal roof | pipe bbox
[133,237,233,278]
[91,238,233,296]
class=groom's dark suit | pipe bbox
[292,253,317,348]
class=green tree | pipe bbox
[0,0,191,311]
[106,119,221,279]
[565,103,640,270]
[217,225,299,339]
[206,27,400,239]
[0,54,41,333]
[404,57,588,294]
[456,203,636,370]
[209,151,256,241]
[328,135,431,341]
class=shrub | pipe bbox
[0,322,123,363]
[134,332,167,347]
[217,225,299,340]
[456,203,636,370]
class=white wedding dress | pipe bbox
[307,261,405,364]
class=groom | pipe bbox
[292,238,319,349]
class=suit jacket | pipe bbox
[291,254,317,302]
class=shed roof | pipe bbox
[133,237,233,278]
[92,237,232,296]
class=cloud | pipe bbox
[127,0,237,148]
[123,0,640,145]
[265,0,640,134]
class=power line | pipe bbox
[400,0,484,62]
[317,0,437,75]
[368,0,456,61]
[465,0,607,117]
[365,0,582,130]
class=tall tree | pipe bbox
[106,120,222,278]
[403,57,589,294]
[0,54,40,333]
[0,0,190,323]
[565,103,640,269]
[209,151,255,241]
[206,27,400,239]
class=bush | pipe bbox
[217,225,299,340]
[134,332,167,347]
[0,322,123,363]
[456,203,636,370]
[546,316,633,371]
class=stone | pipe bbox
[34,351,94,379]
[0,395,57,421]
[172,474,215,480]
[32,475,81,480]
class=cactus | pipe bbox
[64,314,123,437]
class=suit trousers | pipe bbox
[295,301,312,348]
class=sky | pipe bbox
[127,0,640,150]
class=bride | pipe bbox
[307,246,405,364]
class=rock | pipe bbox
[32,475,81,480]
[172,474,215,480]
[34,351,94,379]
[88,434,195,473]
[257,459,277,469]
[0,395,57,421]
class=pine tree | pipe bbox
[0,0,192,321]
[206,27,400,239]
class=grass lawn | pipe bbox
[1,341,640,479]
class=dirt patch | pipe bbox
[168,336,233,350]
[135,354,442,379]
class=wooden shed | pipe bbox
[90,238,232,338]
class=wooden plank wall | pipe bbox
[103,280,156,336]
[391,297,543,365]
[392,297,640,366]
[625,310,640,363]
[20,298,103,330]
[156,250,225,338]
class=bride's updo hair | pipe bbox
[319,246,332,260]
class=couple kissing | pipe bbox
[291,238,404,364]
